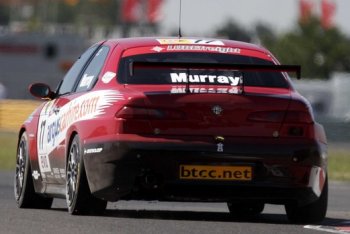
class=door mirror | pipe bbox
[29,83,55,99]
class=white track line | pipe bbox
[304,225,350,234]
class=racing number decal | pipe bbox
[38,120,46,150]
[37,101,54,173]
[157,39,225,46]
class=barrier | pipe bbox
[0,99,42,132]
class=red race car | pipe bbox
[15,37,328,223]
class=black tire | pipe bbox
[285,177,328,224]
[14,132,53,209]
[66,135,107,215]
[227,201,265,218]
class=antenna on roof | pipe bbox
[178,0,182,38]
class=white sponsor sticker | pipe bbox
[84,147,103,154]
[157,39,224,46]
[79,74,94,88]
[101,71,116,84]
[39,154,51,173]
[152,46,164,52]
[32,170,40,180]
[170,86,241,94]
[167,45,240,54]
[170,73,241,86]
[37,90,124,173]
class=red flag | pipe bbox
[121,0,140,23]
[299,0,314,24]
[147,0,163,24]
[321,0,336,29]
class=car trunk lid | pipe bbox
[119,85,292,138]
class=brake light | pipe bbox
[248,111,313,124]
[247,111,284,123]
[284,111,313,124]
[116,106,185,120]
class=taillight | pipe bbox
[116,106,185,120]
[248,110,313,138]
[284,111,313,124]
[248,111,313,124]
[247,111,285,123]
[282,111,313,137]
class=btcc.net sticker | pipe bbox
[179,165,252,181]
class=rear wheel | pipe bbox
[66,135,107,215]
[285,178,328,224]
[227,201,265,218]
[14,132,53,209]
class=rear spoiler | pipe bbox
[131,61,302,79]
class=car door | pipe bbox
[36,44,102,183]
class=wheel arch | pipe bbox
[65,131,79,165]
[17,128,26,153]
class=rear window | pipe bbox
[117,52,289,88]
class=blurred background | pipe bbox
[0,0,349,175]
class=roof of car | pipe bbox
[102,37,270,54]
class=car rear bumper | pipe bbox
[82,134,327,205]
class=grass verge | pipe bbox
[0,131,349,181]
[328,146,350,181]
[0,131,17,170]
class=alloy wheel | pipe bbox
[66,141,79,206]
[15,138,26,201]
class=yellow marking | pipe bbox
[179,165,252,181]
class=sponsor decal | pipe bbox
[151,46,164,52]
[59,169,66,178]
[170,86,241,94]
[42,100,56,115]
[170,73,241,86]
[84,147,103,154]
[157,39,224,46]
[79,74,94,88]
[32,170,40,180]
[38,154,51,174]
[167,45,240,54]
[37,90,123,173]
[101,71,116,84]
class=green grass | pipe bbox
[1,131,349,180]
[0,131,17,170]
[328,147,350,181]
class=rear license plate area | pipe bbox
[179,165,252,181]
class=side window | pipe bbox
[76,46,110,92]
[57,45,98,96]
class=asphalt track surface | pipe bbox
[1,171,350,234]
